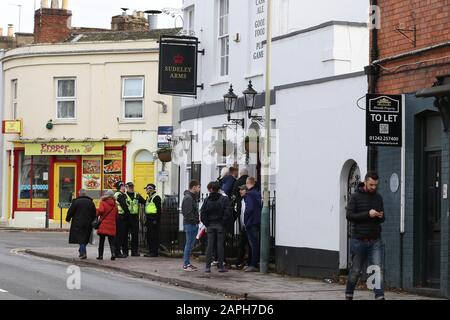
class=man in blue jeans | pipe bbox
[243,177,262,272]
[182,180,201,271]
[346,172,385,300]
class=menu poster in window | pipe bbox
[82,158,101,190]
[103,151,123,190]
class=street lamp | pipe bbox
[243,80,257,117]
[223,85,244,129]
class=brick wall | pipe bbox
[34,8,72,43]
[375,0,450,94]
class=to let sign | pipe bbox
[158,126,173,148]
[158,36,199,97]
[366,94,403,147]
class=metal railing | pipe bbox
[138,192,277,263]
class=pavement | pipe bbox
[22,244,440,300]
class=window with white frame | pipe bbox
[218,0,229,77]
[11,79,18,119]
[186,7,195,34]
[56,78,76,119]
[122,77,144,119]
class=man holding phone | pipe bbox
[345,172,385,300]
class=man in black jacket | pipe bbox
[345,172,385,300]
[66,189,96,259]
[201,181,232,273]
[182,180,201,271]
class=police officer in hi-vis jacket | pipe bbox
[143,184,162,257]
[114,181,131,258]
[126,182,146,256]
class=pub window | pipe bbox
[186,6,195,34]
[56,78,76,119]
[11,79,18,119]
[122,77,144,119]
[218,0,229,77]
[17,152,50,209]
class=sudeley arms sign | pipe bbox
[25,142,105,156]
[366,94,403,147]
[158,36,199,97]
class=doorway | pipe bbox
[133,150,155,193]
[53,163,77,221]
[339,160,361,272]
[415,113,442,289]
[423,150,441,288]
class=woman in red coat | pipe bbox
[96,190,118,260]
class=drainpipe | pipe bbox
[367,0,380,171]
[0,50,4,222]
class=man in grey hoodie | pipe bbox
[182,180,201,271]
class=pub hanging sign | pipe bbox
[366,94,403,147]
[158,36,199,97]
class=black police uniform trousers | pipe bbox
[129,214,140,254]
[145,215,160,256]
[115,214,130,255]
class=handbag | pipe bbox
[92,206,114,230]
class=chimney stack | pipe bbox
[40,0,49,8]
[34,3,72,43]
[7,24,14,38]
[62,0,69,10]
[111,9,149,31]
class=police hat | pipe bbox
[145,183,156,190]
[115,181,125,189]
[126,182,134,187]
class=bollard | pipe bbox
[45,200,49,229]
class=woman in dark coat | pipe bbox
[96,190,118,260]
[66,189,97,259]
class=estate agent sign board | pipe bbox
[366,94,403,147]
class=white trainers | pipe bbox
[183,264,198,272]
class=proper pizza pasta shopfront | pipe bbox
[10,140,128,226]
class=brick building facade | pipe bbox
[368,0,450,298]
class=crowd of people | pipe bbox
[182,167,262,273]
[65,166,263,274]
[65,181,162,260]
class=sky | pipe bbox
[0,0,183,35]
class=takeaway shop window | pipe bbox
[17,152,49,209]
[122,77,144,119]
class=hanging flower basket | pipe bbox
[244,136,262,154]
[213,139,234,157]
[157,147,173,162]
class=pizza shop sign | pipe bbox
[25,142,105,156]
